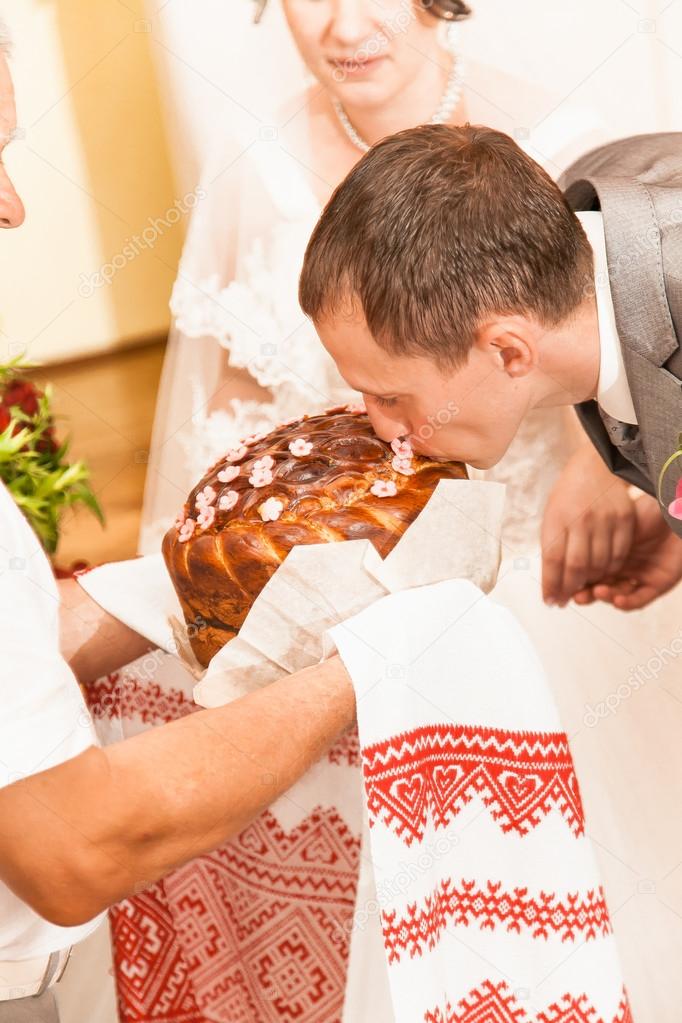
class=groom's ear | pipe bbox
[473,315,539,379]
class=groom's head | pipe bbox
[299,124,597,468]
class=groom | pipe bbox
[299,124,682,611]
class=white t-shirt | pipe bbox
[0,481,103,960]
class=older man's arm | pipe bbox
[58,576,154,681]
[0,654,354,926]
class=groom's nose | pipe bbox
[365,404,410,444]
[0,166,25,228]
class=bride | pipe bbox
[140,3,682,1012]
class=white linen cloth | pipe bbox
[327,579,631,1023]
[0,481,103,961]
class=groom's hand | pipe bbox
[541,444,636,607]
[573,494,682,611]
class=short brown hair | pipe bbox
[299,124,594,368]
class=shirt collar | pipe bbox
[576,210,638,425]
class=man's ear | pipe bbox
[474,316,539,379]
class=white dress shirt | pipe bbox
[0,481,103,960]
[576,210,638,425]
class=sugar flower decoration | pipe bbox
[392,455,415,476]
[249,467,274,488]
[173,508,186,529]
[197,505,216,530]
[218,490,239,512]
[226,444,247,463]
[217,466,240,484]
[178,517,196,542]
[253,455,275,471]
[391,437,412,458]
[259,497,284,522]
[196,484,216,509]
[371,480,398,498]
[289,438,313,457]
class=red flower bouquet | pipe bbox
[0,357,103,553]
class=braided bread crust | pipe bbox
[163,408,466,666]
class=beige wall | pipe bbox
[0,0,184,365]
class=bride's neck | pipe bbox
[332,55,462,146]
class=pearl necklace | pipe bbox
[331,58,465,154]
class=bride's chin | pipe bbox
[324,72,397,110]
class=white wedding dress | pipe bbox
[139,64,682,1019]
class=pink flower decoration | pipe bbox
[178,518,196,542]
[226,445,247,462]
[197,505,216,530]
[217,466,240,484]
[253,455,275,471]
[668,478,682,520]
[196,484,217,508]
[391,437,412,458]
[289,438,313,457]
[173,508,186,529]
[250,467,274,488]
[218,490,239,512]
[392,455,415,476]
[371,480,398,498]
[259,497,284,522]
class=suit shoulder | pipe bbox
[560,132,682,194]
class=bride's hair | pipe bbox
[422,1,471,20]
[254,0,471,24]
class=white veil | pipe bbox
[139,0,317,553]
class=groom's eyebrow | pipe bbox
[345,380,399,398]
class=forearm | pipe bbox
[58,576,154,681]
[0,654,354,925]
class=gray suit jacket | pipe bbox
[560,133,682,537]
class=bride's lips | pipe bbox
[326,54,388,78]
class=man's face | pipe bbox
[316,305,533,469]
[0,53,25,229]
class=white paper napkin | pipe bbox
[195,479,506,707]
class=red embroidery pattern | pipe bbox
[327,726,361,767]
[163,808,360,1023]
[110,882,205,1022]
[86,671,196,725]
[362,724,584,844]
[424,981,633,1023]
[382,879,612,962]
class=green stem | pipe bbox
[658,448,682,503]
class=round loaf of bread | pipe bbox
[163,407,467,667]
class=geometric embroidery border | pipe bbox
[363,723,584,845]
